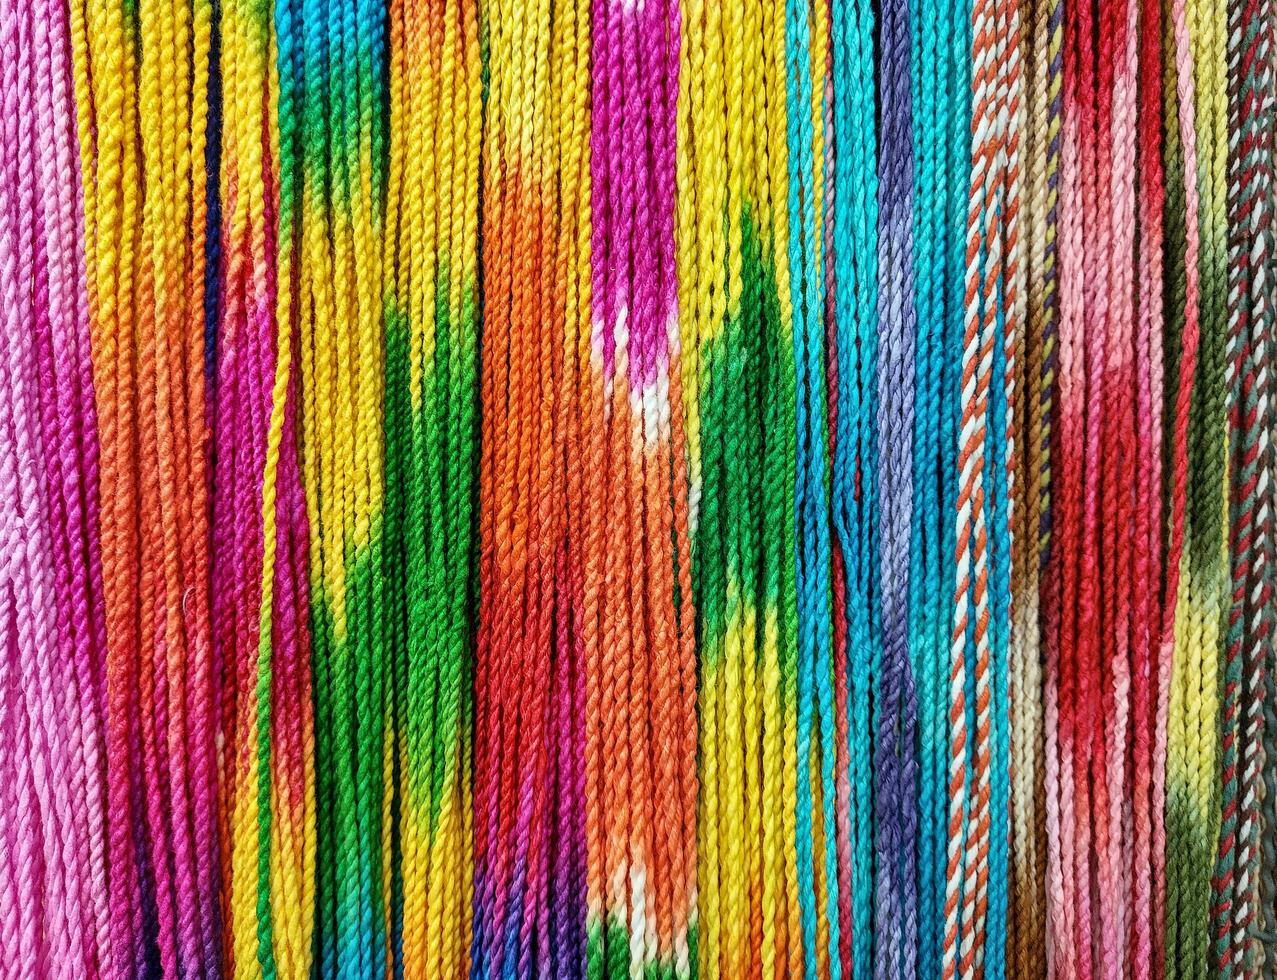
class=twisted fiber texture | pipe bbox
[379,0,481,973]
[1064,0,1137,970]
[1132,0,1169,964]
[1259,1,1277,969]
[824,0,877,974]
[2,0,1275,976]
[910,0,970,967]
[677,0,806,970]
[2,2,95,977]
[942,0,1020,971]
[1217,0,1275,975]
[1159,0,1205,971]
[9,0,114,976]
[1166,0,1230,968]
[1059,0,1113,970]
[874,0,920,970]
[1007,0,1058,966]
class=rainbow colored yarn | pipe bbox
[1,0,1275,974]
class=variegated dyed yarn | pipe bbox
[1,0,1275,974]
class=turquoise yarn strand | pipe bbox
[785,0,834,972]
[829,0,879,970]
[909,0,958,968]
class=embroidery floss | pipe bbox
[2,0,1274,976]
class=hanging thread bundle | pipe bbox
[0,0,1274,973]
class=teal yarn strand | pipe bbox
[784,0,834,969]
[829,0,880,971]
[909,0,960,969]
